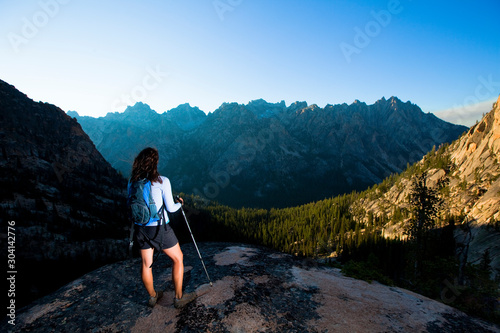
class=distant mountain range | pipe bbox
[70,98,467,208]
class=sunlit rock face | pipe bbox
[354,96,500,278]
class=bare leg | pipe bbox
[140,248,156,297]
[163,243,184,299]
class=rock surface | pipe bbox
[3,243,498,332]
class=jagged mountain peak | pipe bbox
[245,99,287,118]
[368,96,403,109]
[97,102,160,126]
[287,101,309,113]
[123,101,156,115]
[213,102,243,113]
[165,102,202,114]
[210,102,255,122]
[296,103,321,115]
[165,103,206,130]
[352,99,367,105]
[67,110,79,118]
[246,98,286,108]
[389,96,400,104]
[373,96,414,109]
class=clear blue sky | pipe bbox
[1,0,499,126]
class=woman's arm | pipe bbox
[161,177,182,213]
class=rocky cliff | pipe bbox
[354,95,500,276]
[72,97,467,208]
[2,243,498,332]
[0,79,129,307]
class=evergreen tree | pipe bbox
[405,171,442,282]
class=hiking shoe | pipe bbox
[174,292,197,309]
[148,290,163,308]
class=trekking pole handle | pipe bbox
[175,195,183,205]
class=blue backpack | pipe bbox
[127,179,163,226]
[127,179,166,263]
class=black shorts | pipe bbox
[135,223,179,250]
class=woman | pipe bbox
[129,147,196,309]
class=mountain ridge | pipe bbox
[0,79,129,308]
[73,97,467,208]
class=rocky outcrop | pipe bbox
[448,96,500,276]
[3,243,498,332]
[73,97,467,208]
[449,96,500,223]
[354,95,500,276]
[0,79,129,308]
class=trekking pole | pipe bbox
[176,196,213,286]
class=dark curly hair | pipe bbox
[130,147,163,183]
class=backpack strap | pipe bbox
[128,221,135,258]
[149,197,168,267]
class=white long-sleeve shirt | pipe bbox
[148,176,182,226]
